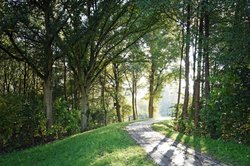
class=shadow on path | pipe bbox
[126,119,226,166]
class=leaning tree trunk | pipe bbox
[182,1,191,119]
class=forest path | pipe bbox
[126,119,226,166]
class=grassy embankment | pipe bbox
[0,122,155,166]
[152,120,250,166]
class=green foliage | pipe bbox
[199,0,250,144]
[0,122,155,166]
[0,95,81,152]
[174,119,203,136]
[47,98,80,139]
[0,93,46,152]
[201,66,250,144]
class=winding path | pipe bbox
[126,119,226,166]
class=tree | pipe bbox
[143,28,179,118]
[0,1,73,128]
[124,45,146,120]
[176,20,185,119]
[193,0,204,127]
[204,0,210,99]
[65,0,158,131]
[182,0,191,119]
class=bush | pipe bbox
[200,66,250,144]
[48,98,80,139]
[176,119,197,135]
[0,95,81,153]
[0,93,46,152]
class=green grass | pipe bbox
[152,120,250,166]
[0,122,155,166]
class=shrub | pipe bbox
[0,93,46,152]
[51,98,80,137]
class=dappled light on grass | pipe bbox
[91,146,154,166]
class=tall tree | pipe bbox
[204,0,210,99]
[182,0,191,119]
[176,22,185,118]
[194,0,204,127]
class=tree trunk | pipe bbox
[23,62,27,95]
[113,63,122,122]
[132,70,137,120]
[3,64,7,94]
[132,85,136,120]
[44,3,54,129]
[114,95,122,122]
[134,78,138,118]
[176,9,185,119]
[80,85,89,131]
[148,63,155,118]
[44,75,53,129]
[191,31,198,110]
[100,71,107,126]
[204,0,210,99]
[182,1,191,119]
[194,2,204,127]
[63,56,67,101]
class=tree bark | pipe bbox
[44,74,53,129]
[44,2,54,129]
[23,62,27,95]
[113,63,122,122]
[63,56,67,101]
[80,85,89,131]
[132,84,136,120]
[194,1,204,127]
[191,29,198,110]
[204,0,210,99]
[148,63,155,118]
[100,70,107,126]
[134,77,138,119]
[132,70,137,120]
[182,1,191,119]
[176,25,185,118]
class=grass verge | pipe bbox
[152,120,250,166]
[0,122,155,166]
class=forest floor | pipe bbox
[127,119,227,166]
[0,122,155,166]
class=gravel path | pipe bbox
[126,119,227,166]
